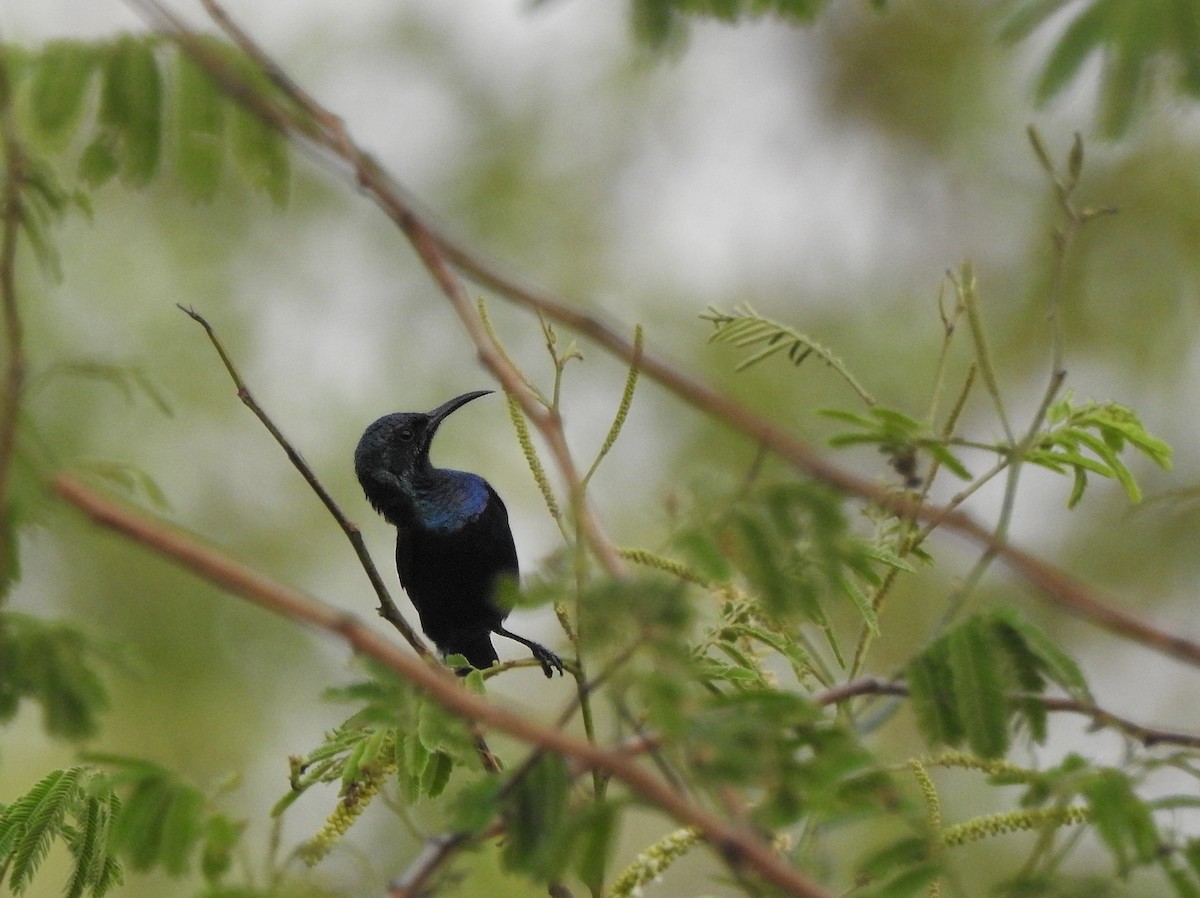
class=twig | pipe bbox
[0,40,27,587]
[813,677,1200,750]
[386,828,490,898]
[54,473,836,898]
[120,0,1200,672]
[176,305,431,659]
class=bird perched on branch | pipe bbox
[354,390,563,678]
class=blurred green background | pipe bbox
[4,0,1200,895]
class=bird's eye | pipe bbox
[398,428,414,442]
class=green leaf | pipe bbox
[1184,838,1200,882]
[402,730,430,804]
[1,614,112,741]
[1000,0,1075,43]
[64,789,109,898]
[575,801,618,895]
[101,36,164,185]
[1083,768,1160,871]
[421,750,454,799]
[840,576,879,636]
[30,41,100,143]
[338,731,370,787]
[990,608,1092,703]
[231,102,290,207]
[1099,3,1159,137]
[924,441,973,480]
[0,767,122,898]
[447,777,503,834]
[947,616,1009,758]
[79,138,120,187]
[502,754,571,880]
[1163,861,1200,898]
[417,697,478,764]
[158,785,204,875]
[703,304,875,404]
[1034,0,1118,105]
[174,50,226,202]
[8,768,82,891]
[905,644,963,748]
[112,778,171,870]
[200,814,243,883]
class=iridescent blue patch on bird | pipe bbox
[415,470,489,530]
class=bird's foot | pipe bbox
[493,626,564,678]
[530,643,564,678]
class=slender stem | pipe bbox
[55,474,838,898]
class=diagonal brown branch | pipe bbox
[54,473,834,898]
[122,0,1200,672]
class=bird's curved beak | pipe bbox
[426,390,492,431]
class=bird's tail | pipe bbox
[445,632,499,675]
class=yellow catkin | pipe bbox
[618,547,712,587]
[610,827,702,898]
[909,759,942,831]
[908,759,943,898]
[941,805,1089,848]
[596,325,642,463]
[298,738,398,866]
[923,751,1028,777]
[505,391,560,523]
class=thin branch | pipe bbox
[54,473,836,898]
[0,38,27,587]
[813,677,1200,751]
[386,828,491,898]
[177,305,431,659]
[121,0,1200,673]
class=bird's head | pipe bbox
[354,390,492,506]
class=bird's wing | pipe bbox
[477,482,518,580]
[394,523,416,591]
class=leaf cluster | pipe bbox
[982,753,1200,893]
[702,303,876,406]
[0,759,243,898]
[0,767,120,898]
[92,755,242,882]
[906,609,1092,759]
[1027,391,1173,507]
[624,0,1200,137]
[13,34,290,203]
[0,613,113,740]
[675,482,909,672]
[1003,0,1200,137]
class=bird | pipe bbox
[354,390,563,678]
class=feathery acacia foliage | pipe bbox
[3,6,1200,898]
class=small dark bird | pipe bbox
[354,390,563,677]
